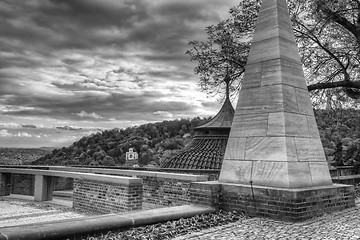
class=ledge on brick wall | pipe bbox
[0,205,216,240]
[0,168,142,185]
[48,166,208,182]
[220,182,354,193]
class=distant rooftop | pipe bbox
[161,76,235,170]
[195,97,234,130]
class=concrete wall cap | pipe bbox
[0,168,142,185]
[48,166,208,181]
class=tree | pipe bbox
[291,0,360,107]
[186,1,260,99]
[32,116,215,166]
[138,149,155,166]
[186,0,360,105]
[101,156,115,166]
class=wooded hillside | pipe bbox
[33,117,210,166]
[33,109,360,172]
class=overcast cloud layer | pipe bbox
[0,0,239,148]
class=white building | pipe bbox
[125,148,138,161]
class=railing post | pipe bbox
[34,175,54,201]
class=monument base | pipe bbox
[190,181,355,222]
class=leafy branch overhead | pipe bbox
[186,1,260,99]
[186,0,360,104]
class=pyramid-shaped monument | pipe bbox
[189,0,354,222]
[219,0,332,188]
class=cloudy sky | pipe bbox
[0,0,239,148]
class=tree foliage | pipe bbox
[316,108,360,171]
[186,1,260,98]
[187,0,360,105]
[292,0,360,106]
[33,117,208,166]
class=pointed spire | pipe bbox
[161,74,234,170]
[224,71,231,102]
[196,74,234,129]
[219,0,332,189]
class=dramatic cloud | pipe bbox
[0,0,238,147]
[0,129,12,137]
[21,124,37,128]
[56,126,83,131]
[76,111,104,119]
[0,129,31,138]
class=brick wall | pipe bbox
[221,184,355,222]
[73,179,142,214]
[189,182,355,222]
[189,182,221,208]
[50,167,208,207]
[0,173,11,196]
[11,174,34,196]
[142,176,192,206]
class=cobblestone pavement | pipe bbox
[0,198,86,228]
[174,206,360,240]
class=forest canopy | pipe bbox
[33,117,209,166]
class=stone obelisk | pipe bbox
[219,0,332,188]
[189,0,356,221]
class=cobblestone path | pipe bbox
[174,206,360,240]
[0,199,85,228]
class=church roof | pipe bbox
[195,97,234,130]
[161,81,234,170]
[195,74,234,130]
[161,136,228,169]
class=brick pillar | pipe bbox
[127,183,143,211]
[73,179,143,213]
[0,173,11,196]
[34,175,54,201]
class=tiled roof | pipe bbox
[161,136,229,170]
[195,97,234,130]
[161,80,235,170]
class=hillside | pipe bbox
[33,117,210,166]
[0,148,51,165]
[32,109,360,171]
